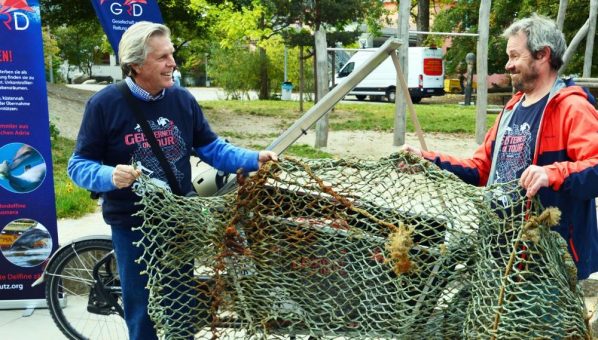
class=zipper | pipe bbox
[569,224,580,262]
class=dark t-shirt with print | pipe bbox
[493,94,548,200]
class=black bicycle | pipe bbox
[34,235,127,340]
[36,235,305,340]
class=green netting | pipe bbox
[133,153,590,339]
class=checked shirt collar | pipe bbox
[125,77,165,102]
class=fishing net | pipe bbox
[133,152,589,339]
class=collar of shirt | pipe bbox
[125,77,165,102]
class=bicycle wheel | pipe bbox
[45,238,128,340]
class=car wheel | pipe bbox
[411,96,422,104]
[355,95,366,101]
[386,90,396,102]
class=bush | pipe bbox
[210,45,261,99]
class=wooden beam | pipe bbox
[475,0,491,145]
[556,0,569,31]
[583,0,597,77]
[561,19,589,72]
[314,27,329,148]
[393,0,410,146]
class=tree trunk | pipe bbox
[299,45,304,113]
[416,0,430,46]
[258,13,269,100]
[258,46,269,99]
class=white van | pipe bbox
[333,47,445,103]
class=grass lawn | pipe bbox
[200,100,494,134]
[51,135,98,219]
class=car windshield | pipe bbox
[338,62,354,78]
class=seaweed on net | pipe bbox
[133,153,589,339]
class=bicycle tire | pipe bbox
[44,238,127,340]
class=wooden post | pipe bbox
[314,26,330,148]
[583,0,597,77]
[393,0,409,146]
[390,53,427,151]
[475,0,491,145]
[561,19,589,72]
[556,0,569,31]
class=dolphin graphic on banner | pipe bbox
[91,0,163,58]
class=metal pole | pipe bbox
[408,30,479,37]
[204,53,209,87]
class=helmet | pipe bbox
[191,161,235,197]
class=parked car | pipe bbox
[444,78,477,94]
[333,47,445,103]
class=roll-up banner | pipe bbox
[91,0,164,58]
[0,0,58,309]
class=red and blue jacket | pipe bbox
[422,79,598,279]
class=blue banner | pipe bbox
[91,0,164,58]
[0,0,58,307]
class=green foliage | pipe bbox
[209,37,315,99]
[51,136,97,219]
[209,44,262,99]
[43,27,63,83]
[53,22,105,79]
[49,122,60,142]
[41,0,211,80]
[434,0,597,76]
[189,0,388,98]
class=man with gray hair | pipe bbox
[68,21,277,339]
[402,14,598,279]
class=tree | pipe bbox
[278,0,388,147]
[190,0,388,99]
[43,26,62,82]
[53,21,106,81]
[40,0,210,77]
[416,0,430,46]
[432,0,596,77]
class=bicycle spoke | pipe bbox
[45,240,128,340]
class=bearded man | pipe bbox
[401,13,598,280]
